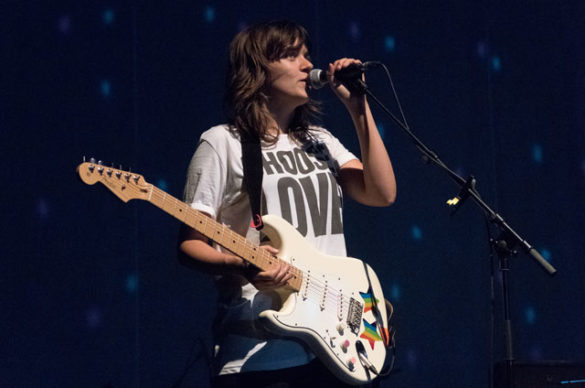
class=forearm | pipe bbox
[178,227,247,275]
[178,227,292,290]
[346,98,397,205]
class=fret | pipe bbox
[144,185,301,290]
[195,214,214,239]
[173,200,188,222]
[189,210,211,236]
[243,242,260,266]
[77,162,304,293]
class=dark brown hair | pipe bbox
[224,20,320,143]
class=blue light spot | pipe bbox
[406,348,418,368]
[37,198,49,218]
[384,36,395,52]
[524,306,536,325]
[454,167,466,178]
[237,21,248,32]
[86,306,103,329]
[411,225,422,241]
[126,273,138,293]
[103,9,115,25]
[477,41,488,58]
[204,6,215,23]
[529,344,543,360]
[491,56,501,71]
[532,144,543,163]
[58,15,71,34]
[390,284,401,301]
[348,21,361,41]
[377,124,386,140]
[157,178,168,192]
[100,80,111,97]
[540,248,552,262]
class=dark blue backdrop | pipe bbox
[2,1,584,387]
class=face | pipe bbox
[266,44,313,109]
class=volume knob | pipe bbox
[340,339,350,353]
[347,356,357,371]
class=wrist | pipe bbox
[223,255,248,274]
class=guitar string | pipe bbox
[151,189,358,311]
[149,188,359,310]
[146,188,357,314]
[101,175,376,325]
[103,174,382,346]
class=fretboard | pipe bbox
[147,185,303,291]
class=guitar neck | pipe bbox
[147,185,302,290]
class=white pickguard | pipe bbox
[258,215,388,386]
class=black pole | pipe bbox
[343,65,558,388]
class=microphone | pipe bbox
[309,62,374,89]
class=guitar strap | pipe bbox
[241,133,264,230]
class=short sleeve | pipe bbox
[182,140,226,219]
[322,131,357,169]
[309,127,358,174]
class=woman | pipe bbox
[179,20,396,387]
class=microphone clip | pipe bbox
[446,175,477,215]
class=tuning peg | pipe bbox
[90,157,96,164]
[98,160,103,165]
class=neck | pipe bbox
[267,100,296,135]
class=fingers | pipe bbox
[249,246,293,291]
[328,58,362,83]
[254,261,292,289]
[330,58,361,71]
[327,58,366,104]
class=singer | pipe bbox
[178,20,396,387]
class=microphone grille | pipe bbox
[309,69,327,89]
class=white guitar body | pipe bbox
[259,215,388,386]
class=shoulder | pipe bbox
[199,124,242,153]
[306,125,344,147]
[200,124,240,144]
[305,125,357,168]
[308,125,337,142]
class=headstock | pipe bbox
[77,159,152,203]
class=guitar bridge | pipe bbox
[347,297,363,335]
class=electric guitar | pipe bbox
[77,160,394,385]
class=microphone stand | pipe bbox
[345,74,557,388]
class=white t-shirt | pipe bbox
[183,124,357,374]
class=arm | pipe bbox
[178,222,293,290]
[327,58,397,207]
[178,222,247,275]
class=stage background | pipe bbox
[2,1,584,387]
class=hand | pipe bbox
[245,246,293,291]
[327,58,366,109]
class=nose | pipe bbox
[301,55,313,72]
